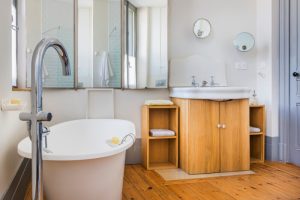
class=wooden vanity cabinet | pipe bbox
[172,98,250,174]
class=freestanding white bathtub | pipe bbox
[18,119,136,200]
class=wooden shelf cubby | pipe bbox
[142,105,178,170]
[250,105,266,163]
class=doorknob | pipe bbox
[293,72,299,77]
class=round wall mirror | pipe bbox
[233,32,255,52]
[193,18,211,38]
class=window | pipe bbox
[125,1,137,88]
[11,0,18,87]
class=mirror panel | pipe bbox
[12,0,167,89]
[25,0,75,88]
[123,0,168,89]
[78,0,122,88]
[12,0,122,89]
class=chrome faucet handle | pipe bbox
[191,76,196,83]
[19,112,31,121]
[42,126,50,136]
[27,121,32,139]
[191,76,199,87]
[20,111,52,122]
[202,80,208,87]
[42,126,51,151]
[210,76,215,86]
[19,113,32,139]
[37,111,52,121]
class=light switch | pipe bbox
[235,62,248,70]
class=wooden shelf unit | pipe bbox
[250,105,266,163]
[142,105,179,170]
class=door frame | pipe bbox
[278,0,299,163]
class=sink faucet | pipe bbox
[19,38,71,200]
[210,76,215,86]
[210,76,219,87]
[191,76,199,87]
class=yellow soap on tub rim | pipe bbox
[111,136,120,145]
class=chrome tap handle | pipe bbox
[37,111,52,121]
[42,126,50,150]
[191,76,196,85]
[191,76,199,87]
[42,126,50,136]
[26,121,32,139]
[19,113,32,139]
[210,76,215,86]
[19,112,32,121]
[20,111,52,122]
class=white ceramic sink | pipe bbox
[169,87,251,100]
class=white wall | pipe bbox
[43,89,169,138]
[256,0,279,137]
[0,0,30,198]
[169,0,257,88]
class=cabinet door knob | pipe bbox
[222,124,226,129]
[217,124,221,128]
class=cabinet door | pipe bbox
[220,100,250,172]
[188,100,220,174]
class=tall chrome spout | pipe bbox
[19,38,71,200]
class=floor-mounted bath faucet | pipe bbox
[19,38,71,200]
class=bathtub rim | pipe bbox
[17,119,136,161]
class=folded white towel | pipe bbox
[145,100,174,106]
[250,126,261,133]
[150,129,175,137]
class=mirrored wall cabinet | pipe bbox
[11,0,168,90]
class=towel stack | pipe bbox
[250,126,261,133]
[145,100,174,106]
[150,129,175,137]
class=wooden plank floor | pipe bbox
[25,162,300,200]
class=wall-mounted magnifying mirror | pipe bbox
[233,32,255,52]
[193,18,211,38]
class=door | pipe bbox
[289,0,300,166]
[188,100,220,174]
[220,100,250,172]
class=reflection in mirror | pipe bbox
[193,18,211,38]
[11,0,75,89]
[78,0,121,88]
[123,0,168,89]
[11,0,18,87]
[11,0,122,89]
[233,32,255,52]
